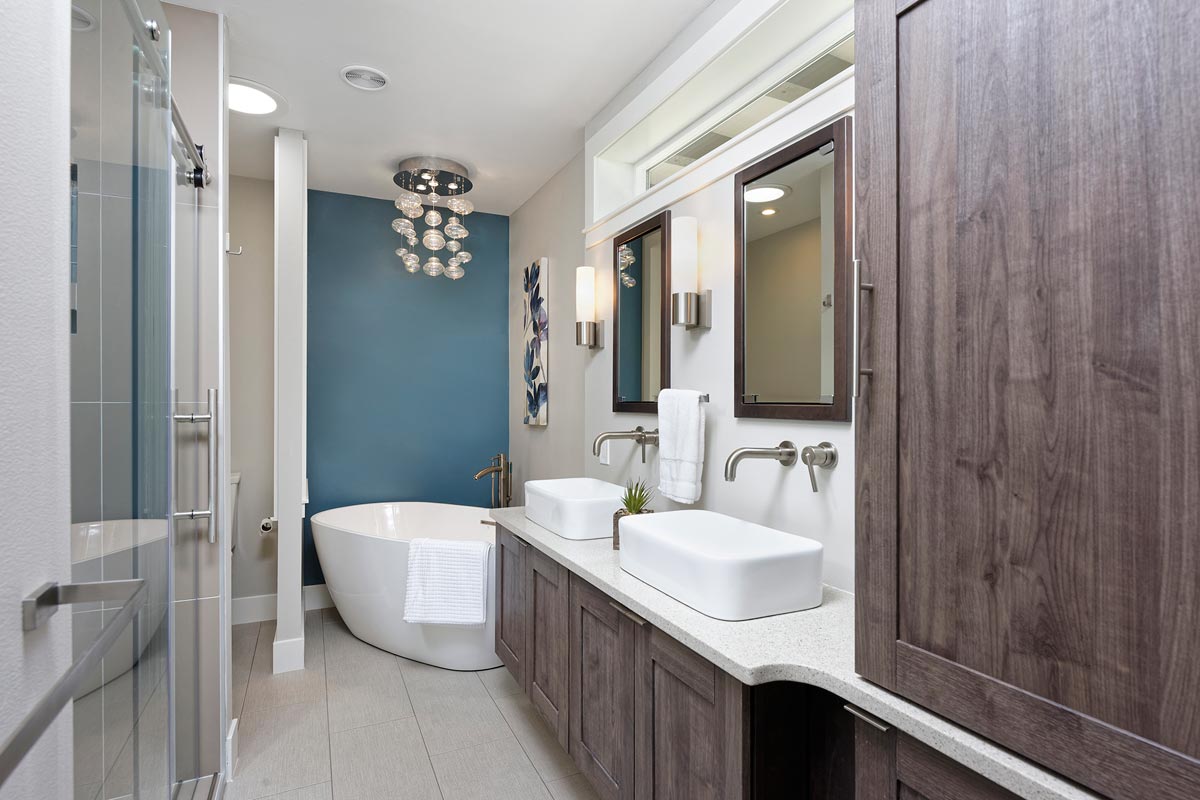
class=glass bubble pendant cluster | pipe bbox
[390,156,475,280]
[618,243,637,288]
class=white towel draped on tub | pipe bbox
[657,388,706,504]
[403,538,492,625]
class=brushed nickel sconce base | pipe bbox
[576,320,602,348]
[671,289,712,329]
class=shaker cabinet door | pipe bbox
[495,528,528,686]
[855,0,1200,796]
[568,575,642,800]
[526,546,570,748]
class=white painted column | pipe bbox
[272,128,308,673]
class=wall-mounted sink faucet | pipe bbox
[723,441,798,481]
[592,426,660,464]
[800,442,837,493]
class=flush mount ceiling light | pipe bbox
[341,65,389,91]
[228,78,286,115]
[761,208,777,216]
[745,185,790,203]
[392,157,475,280]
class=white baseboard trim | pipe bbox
[272,634,305,674]
[232,583,335,625]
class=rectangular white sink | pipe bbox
[619,510,823,620]
[524,478,626,540]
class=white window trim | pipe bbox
[630,9,854,194]
[584,68,854,250]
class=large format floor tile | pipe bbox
[330,717,442,800]
[430,736,553,800]
[243,614,326,713]
[253,782,333,800]
[226,701,330,800]
[399,658,513,756]
[324,619,414,733]
[478,666,522,700]
[231,621,259,718]
[546,773,602,800]
[494,693,579,782]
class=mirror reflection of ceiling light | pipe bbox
[228,78,286,115]
[745,185,790,203]
[761,208,777,216]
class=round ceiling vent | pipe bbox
[341,65,389,92]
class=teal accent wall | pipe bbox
[304,190,509,585]
[617,239,643,402]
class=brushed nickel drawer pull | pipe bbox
[844,704,891,733]
[608,600,647,627]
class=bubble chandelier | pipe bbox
[391,156,475,280]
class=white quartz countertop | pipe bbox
[491,507,1097,800]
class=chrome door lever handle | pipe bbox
[800,442,837,493]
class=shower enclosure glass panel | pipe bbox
[68,0,199,795]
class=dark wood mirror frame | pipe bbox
[734,116,853,422]
[612,210,672,413]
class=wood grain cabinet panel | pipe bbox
[569,575,642,800]
[855,0,1200,796]
[495,528,528,687]
[854,715,1018,800]
[526,546,570,747]
[636,628,747,800]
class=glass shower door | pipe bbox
[68,0,174,797]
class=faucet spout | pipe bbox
[592,426,660,463]
[473,466,501,481]
[723,441,798,481]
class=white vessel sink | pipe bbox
[619,510,823,620]
[524,478,625,540]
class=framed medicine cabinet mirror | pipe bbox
[612,210,671,413]
[734,117,852,421]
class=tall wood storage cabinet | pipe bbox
[854,0,1200,798]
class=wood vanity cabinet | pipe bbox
[494,528,528,686]
[527,547,570,747]
[855,0,1200,797]
[853,716,1017,800]
[495,529,759,800]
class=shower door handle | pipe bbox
[174,388,217,543]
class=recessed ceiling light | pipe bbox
[745,185,790,203]
[761,208,777,216]
[228,78,286,115]
[72,6,97,31]
[341,65,389,91]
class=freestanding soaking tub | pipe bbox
[311,502,502,671]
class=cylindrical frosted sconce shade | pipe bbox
[672,216,699,293]
[575,266,596,323]
[669,216,710,329]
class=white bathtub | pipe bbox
[311,502,502,671]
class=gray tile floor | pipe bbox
[228,609,600,800]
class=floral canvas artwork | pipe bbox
[523,258,549,425]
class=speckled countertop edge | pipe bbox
[491,507,1100,800]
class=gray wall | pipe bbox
[0,0,74,796]
[228,176,276,599]
[508,152,589,503]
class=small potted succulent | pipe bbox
[612,479,654,550]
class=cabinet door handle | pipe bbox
[844,704,890,733]
[608,600,647,627]
[853,259,874,398]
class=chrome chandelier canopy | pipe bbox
[391,157,475,280]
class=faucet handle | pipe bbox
[800,442,837,493]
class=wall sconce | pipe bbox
[575,266,601,348]
[670,216,710,329]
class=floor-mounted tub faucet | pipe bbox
[474,452,512,509]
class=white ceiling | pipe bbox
[174,0,716,214]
